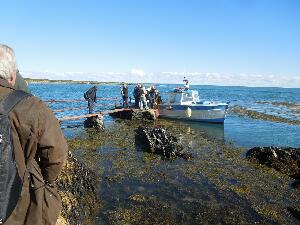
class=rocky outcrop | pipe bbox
[246,147,300,221]
[84,114,104,130]
[56,152,100,225]
[109,109,157,121]
[231,106,300,126]
[246,147,300,177]
[287,206,300,221]
[135,126,192,160]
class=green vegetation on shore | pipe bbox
[64,119,300,225]
[25,78,136,85]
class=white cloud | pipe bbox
[131,68,145,77]
[20,70,300,88]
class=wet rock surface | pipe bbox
[231,106,300,125]
[246,146,300,177]
[109,109,157,121]
[288,206,300,221]
[247,146,300,222]
[84,114,104,130]
[57,152,100,225]
[136,126,192,159]
[65,119,300,225]
[257,101,300,113]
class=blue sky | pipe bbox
[1,0,300,87]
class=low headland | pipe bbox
[25,78,134,85]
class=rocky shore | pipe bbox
[246,146,300,177]
[246,146,300,220]
[230,106,300,125]
[135,126,192,160]
[61,119,300,224]
[56,152,100,225]
[109,109,158,121]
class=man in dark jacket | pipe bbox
[133,84,140,109]
[0,44,68,225]
[84,86,97,114]
[121,83,128,108]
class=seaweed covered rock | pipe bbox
[287,206,300,221]
[84,114,104,130]
[57,152,100,225]
[109,109,157,121]
[246,146,300,177]
[135,126,191,160]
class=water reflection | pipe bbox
[184,121,225,141]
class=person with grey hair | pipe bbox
[0,44,68,225]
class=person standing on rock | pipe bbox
[84,86,97,114]
[139,84,148,110]
[120,83,129,108]
[149,85,157,109]
[0,44,68,225]
[133,84,140,109]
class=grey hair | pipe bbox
[0,44,17,80]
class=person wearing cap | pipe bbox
[149,85,157,109]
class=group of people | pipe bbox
[84,83,161,115]
[132,84,161,109]
[120,83,160,110]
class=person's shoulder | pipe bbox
[16,94,51,112]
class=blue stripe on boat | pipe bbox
[159,116,225,123]
[160,104,228,111]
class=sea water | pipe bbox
[30,83,300,148]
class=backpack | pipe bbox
[0,90,31,224]
[84,91,88,100]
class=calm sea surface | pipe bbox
[30,83,300,148]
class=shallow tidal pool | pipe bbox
[67,119,300,225]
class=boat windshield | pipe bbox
[169,93,181,103]
[193,93,199,101]
[182,92,194,102]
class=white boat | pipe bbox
[158,88,229,123]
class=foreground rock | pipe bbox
[247,147,300,221]
[84,114,104,130]
[246,146,300,177]
[109,108,157,121]
[56,152,99,225]
[135,126,192,160]
[288,206,300,221]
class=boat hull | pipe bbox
[158,104,228,123]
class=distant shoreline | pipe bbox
[24,78,300,89]
[25,78,135,85]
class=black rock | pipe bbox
[135,126,191,160]
[287,206,300,221]
[109,109,157,121]
[246,146,300,177]
[84,115,104,130]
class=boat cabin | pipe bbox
[167,90,200,105]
